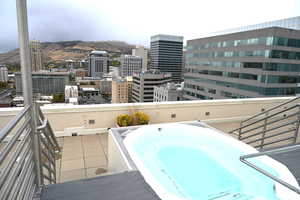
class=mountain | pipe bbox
[0,40,134,67]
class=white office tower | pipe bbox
[65,85,78,104]
[0,66,8,82]
[120,55,142,77]
[153,82,183,102]
[132,46,148,71]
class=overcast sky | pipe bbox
[0,0,299,53]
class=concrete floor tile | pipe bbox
[62,147,83,161]
[62,153,83,161]
[61,158,84,171]
[84,151,104,158]
[60,169,86,182]
[63,136,82,145]
[85,155,107,168]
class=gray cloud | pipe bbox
[1,0,299,53]
[0,0,116,53]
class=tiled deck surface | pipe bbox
[56,133,108,183]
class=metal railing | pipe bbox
[240,144,300,194]
[229,96,300,149]
[0,104,60,200]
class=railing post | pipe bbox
[293,105,300,144]
[260,111,269,149]
[238,121,243,141]
[34,103,44,185]
[16,0,43,186]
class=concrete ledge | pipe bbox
[0,97,293,132]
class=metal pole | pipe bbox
[16,0,33,105]
[16,0,43,186]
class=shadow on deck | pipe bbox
[41,171,160,200]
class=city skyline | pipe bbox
[1,0,299,53]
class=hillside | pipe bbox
[0,40,134,67]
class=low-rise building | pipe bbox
[111,77,132,103]
[75,69,88,78]
[15,72,70,95]
[153,82,184,102]
[99,78,112,95]
[65,85,79,104]
[132,70,172,102]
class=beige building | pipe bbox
[132,46,148,71]
[132,70,172,102]
[30,40,43,72]
[111,77,132,103]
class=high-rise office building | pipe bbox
[132,46,148,71]
[111,77,132,103]
[120,55,142,77]
[132,70,172,102]
[15,72,70,95]
[184,17,300,100]
[88,51,108,78]
[150,34,183,82]
[30,40,43,72]
[0,66,8,82]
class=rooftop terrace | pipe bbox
[1,96,300,199]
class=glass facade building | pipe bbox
[184,22,300,100]
[150,34,183,82]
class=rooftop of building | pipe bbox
[113,76,133,83]
[155,82,184,91]
[0,66,8,69]
[189,26,300,43]
[134,69,172,77]
[209,16,300,37]
[15,71,70,75]
[121,54,142,59]
[151,34,184,42]
[2,96,300,199]
[190,16,300,41]
[90,50,108,55]
[81,87,99,92]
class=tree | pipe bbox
[52,94,65,103]
[0,82,8,89]
[110,60,121,67]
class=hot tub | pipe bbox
[123,123,300,200]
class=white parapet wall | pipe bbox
[0,97,293,136]
[107,131,134,173]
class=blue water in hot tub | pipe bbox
[127,125,280,200]
[159,146,278,199]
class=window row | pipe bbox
[184,76,300,95]
[187,36,300,51]
[187,50,300,60]
[186,61,300,72]
[185,69,300,83]
[187,37,271,50]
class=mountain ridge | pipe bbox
[0,40,135,67]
